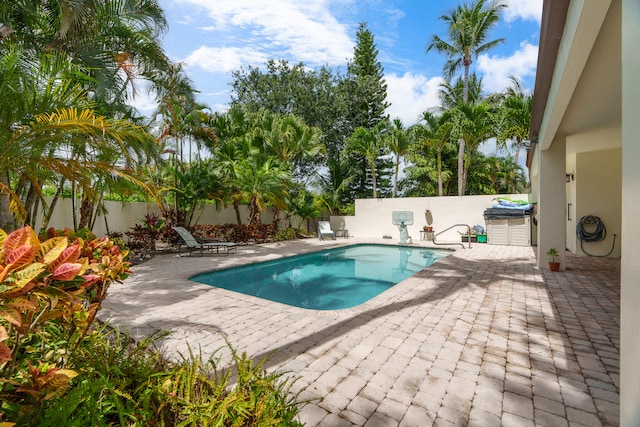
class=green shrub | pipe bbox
[125,213,165,259]
[191,223,277,244]
[0,225,130,425]
[36,327,303,426]
[273,227,311,242]
[0,226,303,426]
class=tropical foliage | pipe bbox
[427,0,507,195]
[0,0,169,232]
[0,227,302,426]
[0,1,535,423]
[0,0,531,233]
[0,225,130,423]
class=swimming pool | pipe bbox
[190,244,450,310]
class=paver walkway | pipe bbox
[100,240,620,426]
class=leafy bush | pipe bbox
[0,225,130,424]
[191,223,277,244]
[39,226,97,242]
[0,226,303,426]
[273,227,311,241]
[37,328,303,426]
[107,231,131,261]
[125,213,165,259]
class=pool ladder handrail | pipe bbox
[432,224,472,249]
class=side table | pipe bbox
[420,230,434,241]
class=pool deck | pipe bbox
[100,238,620,426]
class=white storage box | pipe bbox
[486,216,531,246]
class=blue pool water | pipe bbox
[190,244,450,310]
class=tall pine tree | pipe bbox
[343,22,391,199]
[346,22,390,130]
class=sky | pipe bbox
[139,0,542,129]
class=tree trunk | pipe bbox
[39,177,65,235]
[23,184,38,227]
[0,173,17,232]
[371,165,377,199]
[457,139,466,196]
[459,63,470,196]
[512,139,522,194]
[103,214,111,236]
[437,152,444,197]
[249,195,261,225]
[30,197,40,231]
[78,193,94,229]
[71,182,78,231]
[89,193,104,231]
[392,155,399,198]
[233,199,242,225]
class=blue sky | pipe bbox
[140,0,542,128]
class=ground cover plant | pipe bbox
[0,226,303,426]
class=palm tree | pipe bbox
[150,63,215,164]
[256,112,324,178]
[438,73,484,108]
[496,76,532,191]
[315,157,354,215]
[235,155,290,225]
[412,111,454,197]
[0,0,171,231]
[450,102,495,190]
[345,125,388,198]
[485,155,527,194]
[386,118,410,198]
[427,0,505,195]
[2,108,156,231]
[208,107,258,224]
[3,0,170,109]
[287,189,321,229]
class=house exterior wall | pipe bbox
[536,136,567,269]
[531,0,639,423]
[620,0,640,423]
[575,148,622,257]
[565,152,577,253]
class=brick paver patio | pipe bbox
[100,239,620,426]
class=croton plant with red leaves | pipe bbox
[0,226,130,422]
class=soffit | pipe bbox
[558,1,621,140]
[536,1,614,150]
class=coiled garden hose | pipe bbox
[576,215,616,257]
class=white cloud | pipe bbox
[177,0,353,67]
[476,42,538,93]
[184,46,270,73]
[501,0,543,23]
[385,73,444,126]
[127,80,157,117]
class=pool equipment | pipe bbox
[392,211,414,244]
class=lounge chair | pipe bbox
[172,226,237,256]
[317,221,336,240]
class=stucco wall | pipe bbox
[36,200,279,236]
[37,195,532,245]
[566,152,577,253]
[621,0,640,423]
[336,194,530,243]
[575,148,622,257]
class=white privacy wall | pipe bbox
[335,194,530,242]
[38,194,531,242]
